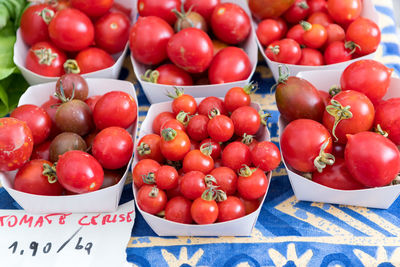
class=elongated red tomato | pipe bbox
[137,0,181,25]
[143,64,193,86]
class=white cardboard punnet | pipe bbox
[0,79,138,213]
[132,98,271,236]
[278,69,400,209]
[254,0,379,81]
[13,0,135,85]
[130,0,258,104]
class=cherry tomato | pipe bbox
[160,128,191,161]
[222,141,252,171]
[179,171,206,200]
[240,197,261,215]
[137,185,167,215]
[95,11,130,54]
[327,0,361,25]
[210,167,237,195]
[137,134,165,163]
[169,87,197,115]
[41,96,61,138]
[0,118,33,171]
[324,41,352,65]
[49,132,87,162]
[281,119,333,173]
[26,42,67,77]
[129,16,174,65]
[286,24,305,46]
[231,106,261,136]
[20,4,55,46]
[191,195,218,225]
[209,47,252,84]
[31,140,51,161]
[207,113,234,142]
[167,28,213,73]
[184,0,220,22]
[301,21,327,49]
[251,141,281,172]
[101,169,123,189]
[283,0,310,24]
[345,17,381,56]
[237,166,269,200]
[132,159,160,188]
[137,0,181,25]
[165,196,193,224]
[307,11,333,28]
[14,159,63,196]
[345,132,400,187]
[325,24,345,45]
[276,17,288,36]
[266,39,301,64]
[160,119,185,133]
[152,112,175,135]
[55,100,94,136]
[48,8,94,52]
[56,150,104,193]
[224,85,254,112]
[298,48,324,66]
[182,146,214,174]
[143,64,193,86]
[71,47,115,74]
[200,139,221,161]
[256,19,284,47]
[307,0,328,13]
[248,0,295,20]
[174,9,207,32]
[71,0,113,17]
[217,196,245,222]
[56,73,89,101]
[154,165,178,190]
[374,98,400,145]
[198,97,227,117]
[186,114,209,141]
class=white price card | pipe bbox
[0,201,135,267]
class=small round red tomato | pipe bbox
[222,141,252,171]
[210,166,237,195]
[160,128,191,161]
[286,24,305,46]
[186,115,209,141]
[374,98,400,145]
[20,4,55,46]
[137,185,167,214]
[143,64,193,86]
[165,196,193,224]
[14,159,63,195]
[184,0,220,22]
[129,16,174,65]
[325,24,345,45]
[179,171,207,200]
[266,39,301,64]
[167,28,213,73]
[26,42,67,77]
[231,106,261,136]
[307,11,333,28]
[301,21,327,49]
[283,0,310,24]
[93,91,137,129]
[224,85,254,112]
[217,196,245,222]
[327,0,361,25]
[211,3,250,44]
[256,19,283,46]
[200,139,221,160]
[132,159,160,188]
[154,165,178,190]
[160,119,185,133]
[182,145,214,174]
[240,197,261,215]
[31,140,51,161]
[191,189,219,224]
[298,48,324,66]
[48,8,94,52]
[198,96,227,116]
[345,17,381,56]
[11,104,52,145]
[168,87,197,115]
[70,0,113,17]
[251,141,281,172]
[312,157,365,190]
[137,0,181,25]
[0,118,33,171]
[237,166,269,200]
[308,0,328,13]
[95,11,130,54]
[152,112,175,135]
[137,134,164,163]
[56,150,104,193]
[209,47,252,84]
[281,119,334,173]
[345,132,400,187]
[70,47,115,74]
[324,41,352,65]
[207,113,234,142]
[85,95,102,112]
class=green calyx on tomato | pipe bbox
[374,124,389,138]
[204,174,217,187]
[326,99,353,142]
[313,140,335,173]
[259,110,271,126]
[201,186,218,201]
[243,82,258,95]
[208,108,221,119]
[241,133,255,145]
[33,48,58,66]
[37,8,55,24]
[142,172,156,185]
[137,142,152,156]
[167,86,185,99]
[300,20,312,31]
[329,85,341,97]
[271,65,289,92]
[238,165,256,177]
[199,142,213,157]
[63,59,80,74]
[297,0,309,10]
[176,111,190,126]
[42,163,58,184]
[148,185,160,198]
[344,41,361,55]
[141,69,160,83]
[161,128,177,141]
[54,80,75,103]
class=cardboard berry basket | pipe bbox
[132,98,271,236]
[130,0,258,104]
[278,69,400,209]
[253,0,379,81]
[13,0,135,85]
[0,79,138,213]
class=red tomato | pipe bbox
[137,0,181,25]
[198,97,227,117]
[374,98,400,145]
[276,17,288,36]
[152,112,175,135]
[184,0,220,22]
[167,28,213,73]
[191,193,218,224]
[132,159,160,188]
[48,8,94,52]
[307,11,333,28]
[41,96,61,138]
[31,140,51,161]
[224,85,254,112]
[11,104,52,145]
[256,19,284,47]
[200,139,221,160]
[93,91,137,129]
[182,147,214,174]
[345,132,400,187]
[56,150,104,193]
[160,128,191,161]
[137,185,167,214]
[240,197,261,215]
[144,64,193,86]
[266,39,301,64]
[301,21,327,49]
[160,119,185,133]
[71,0,113,17]
[20,4,55,46]
[222,141,252,171]
[0,118,33,171]
[325,24,345,45]
[169,87,197,115]
[318,90,331,107]
[85,95,102,112]
[327,0,361,25]
[332,143,345,158]
[209,47,252,84]
[324,41,352,64]
[95,11,130,54]
[165,196,193,224]
[251,141,281,172]
[231,106,261,136]
[217,196,245,222]
[248,0,295,20]
[129,16,174,65]
[207,113,234,142]
[179,171,206,200]
[210,166,237,195]
[286,24,305,46]
[154,165,178,190]
[237,166,269,200]
[298,48,324,66]
[14,159,63,195]
[312,158,365,190]
[186,115,209,141]
[283,0,310,24]
[345,17,381,56]
[307,0,328,13]
[281,119,333,173]
[137,134,165,163]
[26,42,67,77]
[71,47,115,74]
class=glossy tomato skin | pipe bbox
[191,197,218,224]
[222,141,252,171]
[14,159,63,196]
[207,115,234,142]
[184,0,220,22]
[286,24,305,46]
[137,0,181,25]
[200,139,221,160]
[129,16,174,65]
[137,185,167,215]
[137,134,165,163]
[302,23,327,49]
[95,11,130,54]
[20,4,55,46]
[160,119,185,133]
[182,149,214,174]
[198,96,227,116]
[55,100,94,136]
[249,0,295,20]
[167,28,213,73]
[312,157,365,190]
[327,0,361,25]
[31,140,51,161]
[11,104,51,145]
[209,47,252,84]
[325,24,345,45]
[251,141,281,172]
[165,196,193,224]
[171,93,197,116]
[275,76,325,122]
[49,132,87,162]
[307,12,333,28]
[75,47,115,74]
[0,118,33,171]
[224,87,251,112]
[374,98,400,145]
[237,168,269,200]
[41,96,61,138]
[152,112,175,135]
[346,17,381,56]
[155,165,178,190]
[160,129,191,161]
[345,132,400,187]
[266,39,301,64]
[71,0,113,17]
[231,106,261,136]
[281,119,332,173]
[256,19,283,47]
[324,41,352,64]
[56,73,89,101]
[298,48,324,66]
[154,64,193,86]
[48,8,94,52]
[132,159,160,188]
[26,42,67,77]
[340,60,392,105]
[217,196,245,222]
[210,166,237,195]
[308,0,327,13]
[56,150,104,193]
[283,0,310,24]
[186,115,209,141]
[179,171,206,200]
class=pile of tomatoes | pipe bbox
[254,0,380,66]
[0,73,137,196]
[133,86,281,224]
[278,59,400,190]
[21,0,130,77]
[130,0,253,86]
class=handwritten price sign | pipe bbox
[0,201,135,267]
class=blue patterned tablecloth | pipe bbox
[2,0,400,266]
